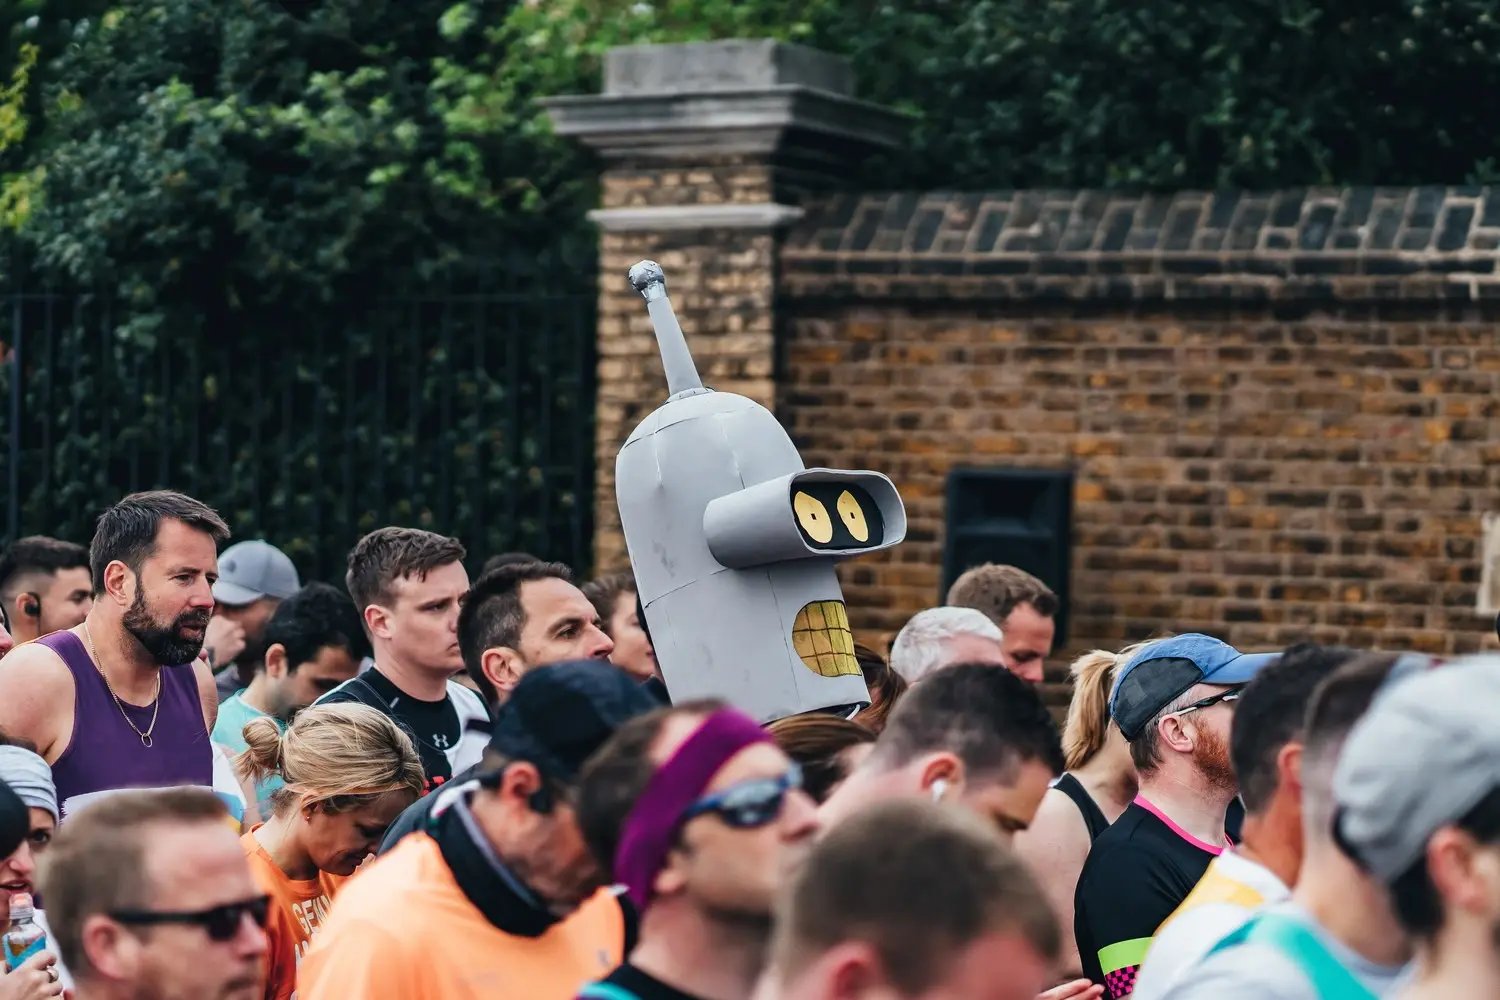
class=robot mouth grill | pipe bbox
[791,600,861,678]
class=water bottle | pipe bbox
[3,892,46,971]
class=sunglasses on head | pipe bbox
[1166,689,1241,718]
[681,763,804,830]
[110,895,271,942]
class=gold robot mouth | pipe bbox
[791,600,861,678]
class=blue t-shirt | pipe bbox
[211,693,284,810]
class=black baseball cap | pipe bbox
[487,660,660,782]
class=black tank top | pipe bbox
[1055,772,1111,842]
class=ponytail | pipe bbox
[1061,650,1120,771]
[236,703,425,818]
[236,717,286,785]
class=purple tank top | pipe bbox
[41,631,213,819]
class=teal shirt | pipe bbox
[211,692,285,810]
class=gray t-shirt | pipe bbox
[1157,903,1408,1000]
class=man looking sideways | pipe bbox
[0,536,92,648]
[576,701,820,1000]
[315,528,487,789]
[1074,634,1274,998]
[0,491,227,818]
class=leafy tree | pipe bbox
[0,0,108,228]
[492,0,1500,190]
[810,0,1500,189]
[0,42,38,230]
[9,0,598,573]
[10,0,1500,569]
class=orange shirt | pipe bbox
[298,832,623,1000]
[240,828,347,1000]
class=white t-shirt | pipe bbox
[1156,902,1409,1000]
[1133,850,1290,1000]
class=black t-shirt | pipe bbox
[579,964,703,1000]
[318,670,461,788]
[1073,798,1224,999]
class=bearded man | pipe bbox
[0,491,227,817]
[1073,634,1274,998]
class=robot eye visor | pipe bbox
[704,469,907,569]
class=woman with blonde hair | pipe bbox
[1014,645,1139,981]
[237,703,425,1000]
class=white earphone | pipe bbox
[930,778,950,803]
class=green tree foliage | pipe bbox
[0,0,107,227]
[9,0,1500,568]
[23,0,1500,304]
[809,0,1500,189]
[0,42,39,230]
[29,0,586,302]
[20,0,1500,302]
[9,0,598,573]
[504,0,1500,190]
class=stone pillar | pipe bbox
[544,40,906,572]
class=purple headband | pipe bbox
[614,708,771,911]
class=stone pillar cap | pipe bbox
[543,39,908,162]
[604,39,854,97]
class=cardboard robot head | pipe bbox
[615,260,907,723]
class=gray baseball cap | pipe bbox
[213,540,301,606]
[1333,654,1500,882]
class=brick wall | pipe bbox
[780,188,1500,684]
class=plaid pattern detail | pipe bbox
[1104,965,1137,999]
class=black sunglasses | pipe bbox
[1166,689,1241,718]
[110,895,271,942]
[681,763,804,830]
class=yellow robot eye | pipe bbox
[837,489,869,543]
[794,490,834,544]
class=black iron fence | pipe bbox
[0,248,598,580]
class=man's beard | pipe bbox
[122,589,211,665]
[1194,723,1238,793]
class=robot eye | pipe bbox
[793,490,834,545]
[836,490,869,543]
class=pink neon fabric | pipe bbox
[1133,794,1231,854]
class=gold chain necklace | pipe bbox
[82,622,161,748]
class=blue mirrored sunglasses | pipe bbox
[681,762,804,830]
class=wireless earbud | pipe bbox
[930,778,950,803]
[20,593,39,619]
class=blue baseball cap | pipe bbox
[1109,634,1277,741]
